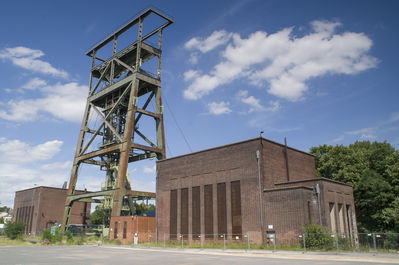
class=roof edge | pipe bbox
[275,177,353,187]
[158,137,313,163]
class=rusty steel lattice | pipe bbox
[61,8,173,231]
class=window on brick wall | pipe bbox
[231,181,242,237]
[329,203,337,233]
[170,190,177,239]
[181,188,188,236]
[346,205,353,238]
[338,204,345,234]
[123,221,127,239]
[29,206,34,234]
[192,186,200,238]
[204,184,213,238]
[217,183,227,236]
[114,221,118,239]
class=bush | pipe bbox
[4,222,25,240]
[41,229,54,243]
[65,230,74,243]
[303,224,334,250]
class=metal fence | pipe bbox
[119,232,399,253]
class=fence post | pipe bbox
[201,235,204,249]
[163,233,166,248]
[303,233,306,253]
[181,234,184,248]
[372,233,377,253]
[248,233,250,249]
[223,234,226,250]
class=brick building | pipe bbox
[156,137,358,245]
[109,216,155,244]
[13,186,90,235]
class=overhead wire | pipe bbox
[163,95,193,153]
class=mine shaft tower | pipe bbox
[62,8,173,230]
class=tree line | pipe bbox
[310,141,399,233]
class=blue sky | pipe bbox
[0,0,398,207]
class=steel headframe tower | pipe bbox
[61,8,173,231]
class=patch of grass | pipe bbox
[0,235,32,246]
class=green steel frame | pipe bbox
[61,8,173,231]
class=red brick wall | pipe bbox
[109,216,155,244]
[13,186,90,235]
[156,138,318,244]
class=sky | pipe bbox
[0,0,398,207]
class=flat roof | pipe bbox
[158,137,314,163]
[15,186,87,193]
[85,7,174,56]
[275,177,353,187]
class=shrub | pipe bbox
[303,224,334,250]
[41,229,54,243]
[4,221,25,240]
[65,230,74,243]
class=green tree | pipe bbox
[90,205,107,225]
[310,140,399,232]
[0,204,10,213]
[4,221,25,239]
[135,202,155,215]
[355,169,393,231]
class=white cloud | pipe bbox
[183,70,200,81]
[189,53,199,64]
[346,127,374,135]
[41,161,72,171]
[0,138,63,163]
[0,82,88,122]
[143,165,156,174]
[184,21,377,101]
[360,134,377,140]
[0,46,68,78]
[0,138,68,206]
[207,101,232,115]
[185,30,232,53]
[22,77,47,90]
[236,90,280,113]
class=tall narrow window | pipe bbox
[217,183,227,236]
[329,203,336,233]
[181,188,188,236]
[114,221,118,239]
[338,204,345,234]
[29,206,34,234]
[16,208,20,222]
[231,181,242,237]
[170,190,177,239]
[204,184,213,238]
[346,205,353,238]
[307,201,312,224]
[123,221,127,239]
[192,186,200,238]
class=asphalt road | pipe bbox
[0,246,397,265]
